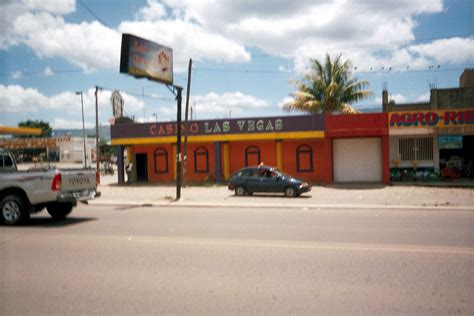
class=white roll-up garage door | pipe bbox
[333,138,382,182]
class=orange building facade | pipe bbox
[111,113,390,185]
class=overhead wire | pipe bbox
[77,0,111,28]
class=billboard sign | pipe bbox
[120,33,173,84]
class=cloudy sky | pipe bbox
[0,0,472,129]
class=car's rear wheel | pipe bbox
[47,202,73,219]
[284,186,297,197]
[235,186,246,196]
[1,195,30,225]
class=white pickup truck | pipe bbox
[0,148,100,225]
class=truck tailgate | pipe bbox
[60,170,97,192]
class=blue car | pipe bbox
[228,165,311,197]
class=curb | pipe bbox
[89,200,474,212]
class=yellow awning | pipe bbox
[0,126,42,135]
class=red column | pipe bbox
[381,135,390,184]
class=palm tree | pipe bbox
[284,54,372,114]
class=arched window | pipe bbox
[296,144,313,172]
[245,146,261,167]
[194,147,209,173]
[154,148,168,174]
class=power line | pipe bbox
[193,65,470,75]
[77,0,110,28]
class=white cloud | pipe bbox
[408,37,474,65]
[118,20,250,71]
[389,94,408,104]
[155,91,270,121]
[44,67,53,76]
[0,84,44,112]
[23,0,75,15]
[278,96,294,109]
[0,85,144,126]
[11,71,22,79]
[12,12,121,72]
[52,117,94,129]
[1,0,470,76]
[136,0,167,21]
[192,92,269,117]
[416,93,431,102]
[0,0,75,49]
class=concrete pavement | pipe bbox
[91,174,474,210]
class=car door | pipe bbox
[245,168,262,192]
[260,170,284,193]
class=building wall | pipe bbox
[130,138,331,184]
[133,144,174,182]
[431,87,474,109]
[59,137,95,163]
[280,140,330,183]
[228,140,277,173]
[326,113,390,184]
[460,69,474,88]
[185,142,216,183]
[383,83,474,112]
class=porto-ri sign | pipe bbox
[120,33,173,85]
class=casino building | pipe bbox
[111,113,390,185]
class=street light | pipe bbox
[75,91,87,168]
[153,113,157,122]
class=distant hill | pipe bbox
[53,126,111,141]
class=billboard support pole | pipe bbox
[167,84,183,201]
[176,86,182,201]
[183,59,192,186]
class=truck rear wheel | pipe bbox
[1,195,30,225]
[47,202,73,219]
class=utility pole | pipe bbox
[183,59,192,185]
[95,86,102,183]
[75,91,87,168]
[175,86,183,200]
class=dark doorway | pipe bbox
[439,135,474,178]
[136,153,148,182]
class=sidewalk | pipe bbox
[91,174,474,210]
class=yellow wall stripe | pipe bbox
[111,131,324,146]
[276,140,282,170]
[223,142,230,181]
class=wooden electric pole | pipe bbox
[183,59,192,185]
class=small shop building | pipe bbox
[0,136,96,164]
[384,69,474,179]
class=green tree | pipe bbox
[17,120,52,138]
[284,54,373,114]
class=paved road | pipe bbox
[1,205,473,315]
